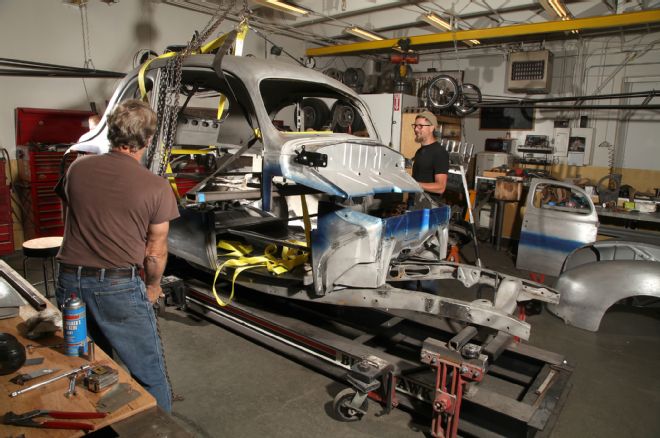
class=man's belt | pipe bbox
[59,264,138,279]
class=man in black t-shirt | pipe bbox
[411,110,449,206]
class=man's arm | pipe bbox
[144,221,169,303]
[419,173,448,195]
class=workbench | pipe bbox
[0,259,160,437]
[596,206,660,245]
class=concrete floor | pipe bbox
[10,241,660,438]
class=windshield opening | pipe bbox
[260,79,370,136]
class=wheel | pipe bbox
[426,74,459,110]
[330,101,365,133]
[524,300,544,316]
[332,388,367,422]
[454,83,482,115]
[300,98,330,131]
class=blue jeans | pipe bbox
[56,269,172,412]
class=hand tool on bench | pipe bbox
[10,368,60,385]
[9,364,91,397]
[2,410,107,430]
[25,343,65,354]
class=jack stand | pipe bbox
[446,244,460,263]
[333,355,394,422]
[421,328,488,438]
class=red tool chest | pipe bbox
[15,108,94,240]
[0,159,14,255]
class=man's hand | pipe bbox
[146,284,163,304]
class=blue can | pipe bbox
[63,294,88,357]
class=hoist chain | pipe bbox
[147,4,232,176]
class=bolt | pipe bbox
[430,357,437,364]
[357,361,369,372]
[460,366,469,374]
[473,371,481,378]
[433,401,446,412]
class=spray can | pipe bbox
[63,294,88,357]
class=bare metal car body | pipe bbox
[548,240,660,331]
[70,54,558,340]
[517,178,599,277]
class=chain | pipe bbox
[148,5,232,176]
[153,306,179,403]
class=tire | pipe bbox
[330,101,365,133]
[300,98,330,131]
[426,74,459,110]
[332,388,367,422]
[454,83,482,115]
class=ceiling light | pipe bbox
[549,0,569,19]
[421,12,453,31]
[344,27,384,41]
[256,0,310,16]
[468,39,481,45]
[541,0,570,20]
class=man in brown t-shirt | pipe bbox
[56,99,179,412]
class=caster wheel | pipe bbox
[524,300,544,316]
[333,388,367,422]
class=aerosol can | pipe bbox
[63,294,88,357]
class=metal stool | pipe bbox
[22,236,63,298]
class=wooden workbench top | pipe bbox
[0,260,156,437]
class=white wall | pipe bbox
[404,32,660,171]
[0,0,306,154]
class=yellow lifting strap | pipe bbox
[215,20,249,120]
[165,162,181,201]
[170,148,215,155]
[301,195,311,248]
[139,20,250,103]
[138,52,176,102]
[211,239,308,307]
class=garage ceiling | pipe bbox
[164,0,660,56]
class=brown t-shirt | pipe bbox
[57,151,180,268]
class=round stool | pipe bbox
[22,236,63,298]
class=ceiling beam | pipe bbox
[289,0,427,29]
[306,10,660,57]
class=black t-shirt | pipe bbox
[411,141,449,206]
[412,141,449,183]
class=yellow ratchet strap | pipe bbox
[212,240,308,307]
[301,195,311,248]
[199,33,231,54]
[170,148,215,155]
[233,20,249,56]
[213,21,249,120]
[166,162,180,201]
[138,52,176,102]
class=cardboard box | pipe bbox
[483,171,507,178]
[501,202,522,239]
[495,179,523,201]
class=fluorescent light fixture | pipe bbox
[344,27,384,41]
[540,0,569,19]
[421,12,452,31]
[257,0,310,16]
[468,39,481,45]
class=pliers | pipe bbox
[2,410,107,430]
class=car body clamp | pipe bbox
[2,410,107,430]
